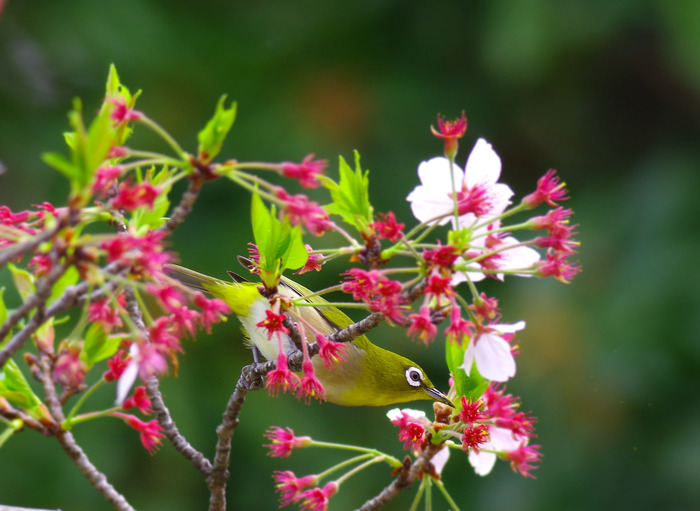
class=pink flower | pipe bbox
[135,342,170,380]
[371,211,404,242]
[423,243,461,270]
[111,181,160,211]
[148,316,182,353]
[273,471,319,507]
[299,482,338,511]
[112,412,164,454]
[522,169,568,208]
[264,426,311,458]
[27,254,52,277]
[424,272,454,301]
[103,349,130,382]
[88,296,125,332]
[111,99,143,125]
[341,269,405,324]
[147,284,186,313]
[122,386,153,414]
[407,306,437,346]
[93,165,123,196]
[460,321,525,382]
[314,334,346,369]
[256,310,290,341]
[444,304,472,344]
[101,230,173,278]
[296,359,325,404]
[406,138,513,227]
[294,244,324,274]
[503,442,543,478]
[265,351,300,397]
[275,189,332,236]
[193,292,230,332]
[54,344,87,388]
[535,252,580,283]
[387,408,429,452]
[431,111,467,160]
[280,154,326,189]
[462,423,490,453]
[458,396,488,426]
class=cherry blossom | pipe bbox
[460,321,525,382]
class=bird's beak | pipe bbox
[425,386,454,408]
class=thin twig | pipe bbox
[34,352,134,511]
[159,174,204,236]
[207,366,260,511]
[0,260,70,368]
[146,376,213,477]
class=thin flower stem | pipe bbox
[425,476,432,511]
[316,453,374,480]
[293,301,369,310]
[0,418,22,449]
[138,115,187,160]
[334,455,388,485]
[408,477,426,511]
[433,478,461,511]
[64,378,107,426]
[309,439,400,466]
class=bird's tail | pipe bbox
[165,263,227,294]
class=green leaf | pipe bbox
[48,266,79,306]
[445,338,488,402]
[323,151,373,233]
[250,192,308,289]
[197,95,237,165]
[0,359,49,420]
[130,166,174,231]
[41,152,80,181]
[8,264,36,302]
[0,288,8,347]
[81,323,122,367]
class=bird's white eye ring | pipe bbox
[405,367,423,388]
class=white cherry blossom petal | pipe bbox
[464,138,502,187]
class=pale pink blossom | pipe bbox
[406,138,513,227]
[460,321,525,382]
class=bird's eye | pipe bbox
[405,367,423,388]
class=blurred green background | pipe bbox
[1,0,700,510]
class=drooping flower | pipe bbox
[121,385,153,414]
[273,471,319,507]
[280,154,326,189]
[460,321,525,382]
[299,481,339,511]
[406,138,513,228]
[265,350,300,397]
[341,269,405,324]
[294,244,324,274]
[296,359,325,404]
[112,412,164,454]
[275,189,332,236]
[264,426,311,458]
[314,334,346,369]
[407,306,438,346]
[193,292,230,332]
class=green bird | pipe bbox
[168,264,453,407]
